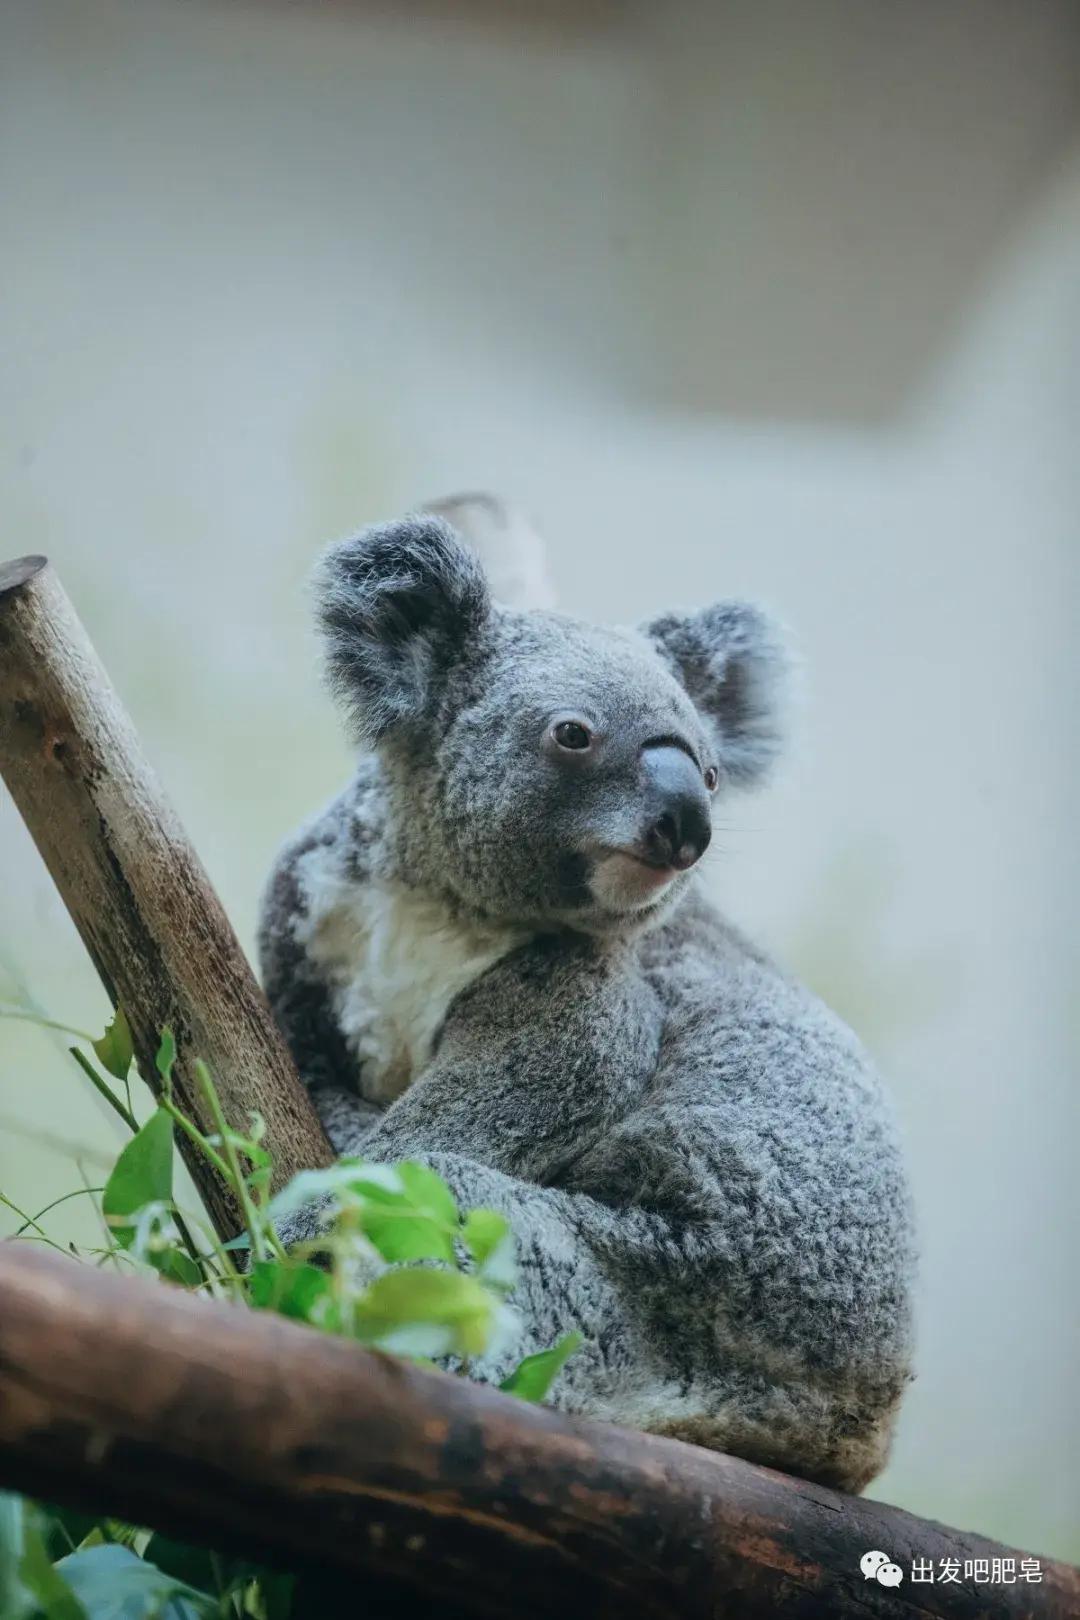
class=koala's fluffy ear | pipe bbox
[642,601,792,787]
[311,514,490,743]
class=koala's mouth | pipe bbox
[624,851,679,880]
[588,846,683,914]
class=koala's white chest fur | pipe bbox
[296,851,523,1104]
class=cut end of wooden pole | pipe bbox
[0,556,49,597]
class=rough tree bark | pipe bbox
[0,1244,1076,1620]
[0,554,332,1238]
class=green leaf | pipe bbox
[159,1249,203,1289]
[359,1208,455,1267]
[0,1491,31,1620]
[499,1332,584,1403]
[56,1544,213,1620]
[461,1209,516,1292]
[19,1523,86,1620]
[247,1261,334,1325]
[102,1112,174,1254]
[92,1009,133,1083]
[351,1161,460,1263]
[460,1208,508,1264]
[265,1162,404,1226]
[69,1532,106,1556]
[108,1203,201,1289]
[352,1268,496,1358]
[395,1162,458,1226]
[154,1031,176,1087]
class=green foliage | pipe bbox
[0,1007,583,1620]
[100,1113,201,1288]
[92,1010,134,1086]
[352,1267,502,1358]
[56,1544,213,1620]
[499,1332,585,1403]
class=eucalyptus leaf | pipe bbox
[19,1524,86,1620]
[101,1115,196,1284]
[91,1009,133,1084]
[56,1544,213,1620]
[499,1331,583,1403]
[265,1162,404,1225]
[353,1268,495,1358]
[460,1208,509,1264]
[0,1491,31,1620]
[358,1208,455,1266]
[159,1250,203,1289]
[395,1162,458,1226]
[154,1032,176,1087]
[102,1113,174,1249]
[367,1321,460,1359]
[248,1260,334,1325]
[461,1209,517,1292]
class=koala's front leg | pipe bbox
[272,933,656,1254]
[357,934,663,1182]
[387,1153,664,1400]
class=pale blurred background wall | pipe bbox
[1,0,1078,1561]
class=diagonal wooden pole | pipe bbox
[0,555,332,1237]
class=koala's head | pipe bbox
[313,514,791,933]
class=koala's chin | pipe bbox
[586,848,693,921]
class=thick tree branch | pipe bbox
[0,555,332,1237]
[0,1244,1075,1620]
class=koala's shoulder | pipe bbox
[631,882,775,1015]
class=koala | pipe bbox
[257,507,916,1495]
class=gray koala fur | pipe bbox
[257,511,916,1494]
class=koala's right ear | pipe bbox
[311,515,490,743]
[641,600,792,788]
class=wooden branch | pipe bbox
[0,555,332,1237]
[0,1244,1076,1620]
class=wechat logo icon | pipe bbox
[861,1550,904,1588]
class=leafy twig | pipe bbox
[68,1046,139,1134]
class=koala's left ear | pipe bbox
[641,601,792,787]
[311,514,491,744]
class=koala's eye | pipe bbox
[704,765,719,793]
[552,720,593,751]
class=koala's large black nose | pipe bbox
[640,745,712,870]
